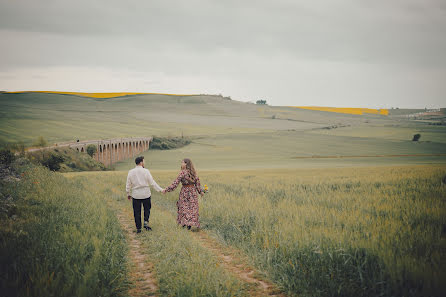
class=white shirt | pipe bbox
[126,166,163,199]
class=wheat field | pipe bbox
[65,165,446,297]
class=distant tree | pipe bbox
[33,136,48,147]
[256,100,267,105]
[412,134,421,141]
[86,144,97,157]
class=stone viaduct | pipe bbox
[65,137,152,167]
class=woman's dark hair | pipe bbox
[183,158,197,182]
[135,156,144,165]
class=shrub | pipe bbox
[86,144,97,157]
[0,148,15,166]
[412,134,421,141]
[26,148,106,172]
[41,151,65,171]
[33,136,48,147]
[150,136,191,150]
[0,142,25,158]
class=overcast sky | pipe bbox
[0,0,445,108]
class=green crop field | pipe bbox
[1,92,446,296]
[66,165,446,297]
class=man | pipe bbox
[126,156,163,233]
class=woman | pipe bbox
[163,158,203,230]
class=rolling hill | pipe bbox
[1,92,445,170]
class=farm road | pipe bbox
[112,201,285,296]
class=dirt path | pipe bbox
[116,211,158,297]
[192,231,285,297]
[113,198,284,296]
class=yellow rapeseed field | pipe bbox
[292,106,389,116]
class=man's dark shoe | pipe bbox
[144,221,151,231]
[136,229,142,234]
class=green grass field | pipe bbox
[66,165,446,297]
[115,130,446,171]
[1,92,446,296]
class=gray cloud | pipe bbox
[1,0,445,108]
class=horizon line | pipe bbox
[1,90,203,98]
[1,91,444,110]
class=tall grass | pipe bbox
[155,166,446,297]
[0,160,128,297]
[13,164,442,296]
[69,172,247,297]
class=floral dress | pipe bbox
[165,169,202,228]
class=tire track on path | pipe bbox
[155,200,286,296]
[115,210,159,297]
[191,230,286,297]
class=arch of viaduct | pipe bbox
[68,137,152,167]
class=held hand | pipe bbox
[127,195,132,200]
[200,192,204,197]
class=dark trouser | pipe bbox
[132,197,151,230]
